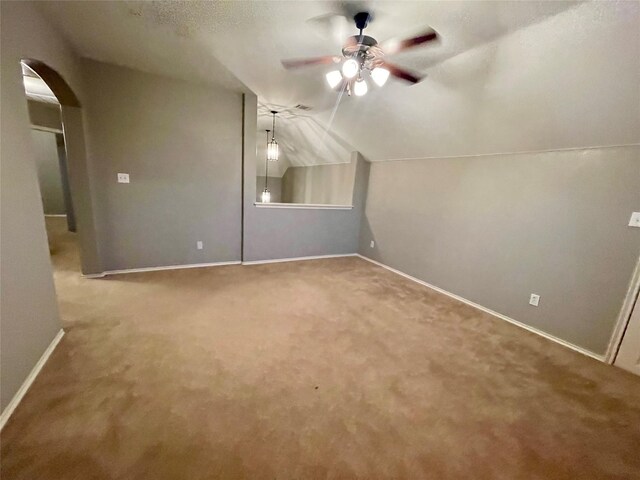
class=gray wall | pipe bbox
[31,129,66,215]
[60,105,102,274]
[81,59,243,271]
[0,2,80,411]
[27,100,62,131]
[245,153,369,262]
[256,176,282,203]
[55,134,77,232]
[359,146,640,355]
[2,5,246,410]
[281,161,355,205]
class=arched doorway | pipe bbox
[21,59,101,276]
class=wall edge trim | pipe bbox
[83,261,242,278]
[370,143,640,163]
[31,125,63,134]
[242,253,357,265]
[356,254,605,362]
[254,202,353,210]
[0,329,65,431]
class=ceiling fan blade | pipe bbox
[281,56,342,69]
[382,62,425,84]
[381,29,438,56]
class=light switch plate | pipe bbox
[529,294,540,307]
[196,241,203,250]
[370,240,375,248]
[117,173,130,183]
[629,212,640,228]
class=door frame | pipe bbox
[606,254,640,364]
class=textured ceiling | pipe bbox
[38,1,640,163]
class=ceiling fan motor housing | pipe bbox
[353,11,373,31]
[342,35,384,73]
[342,35,377,56]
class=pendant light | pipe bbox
[267,111,279,161]
[261,129,271,203]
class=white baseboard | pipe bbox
[356,254,605,362]
[86,255,358,277]
[242,253,358,266]
[0,329,65,430]
[83,260,241,278]
[44,214,67,218]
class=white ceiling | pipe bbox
[255,104,354,177]
[38,1,640,162]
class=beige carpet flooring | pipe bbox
[1,216,640,479]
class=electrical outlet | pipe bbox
[529,294,540,307]
[629,212,640,228]
[196,241,203,250]
[117,173,130,183]
[370,240,375,248]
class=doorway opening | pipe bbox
[22,62,80,278]
[20,59,101,279]
[611,255,640,376]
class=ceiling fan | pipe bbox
[281,11,439,96]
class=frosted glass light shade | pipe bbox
[326,70,342,89]
[267,140,279,161]
[354,78,368,96]
[371,67,390,87]
[261,189,271,203]
[342,59,359,79]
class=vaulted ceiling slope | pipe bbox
[39,1,640,161]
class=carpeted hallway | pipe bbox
[1,217,639,479]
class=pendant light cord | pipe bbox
[265,129,270,191]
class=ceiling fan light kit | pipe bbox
[341,58,359,79]
[371,67,390,87]
[282,11,439,97]
[325,70,342,88]
[354,77,368,96]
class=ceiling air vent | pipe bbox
[294,104,312,111]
